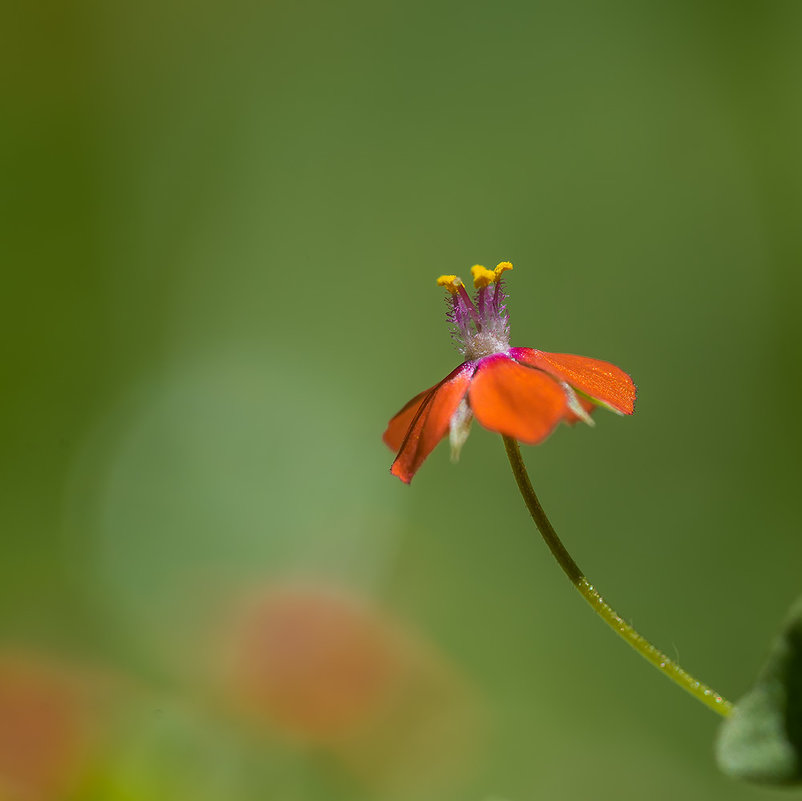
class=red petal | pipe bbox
[469,355,567,444]
[389,365,472,484]
[382,388,432,453]
[510,348,636,415]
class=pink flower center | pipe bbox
[437,263,513,361]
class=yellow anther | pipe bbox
[471,264,496,289]
[494,261,513,279]
[471,261,512,288]
[437,275,463,295]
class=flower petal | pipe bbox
[510,348,636,415]
[382,388,432,453]
[389,365,473,484]
[469,355,567,444]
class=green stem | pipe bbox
[502,435,733,718]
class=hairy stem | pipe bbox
[502,435,732,718]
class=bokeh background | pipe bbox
[3,1,802,799]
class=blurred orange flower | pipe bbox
[0,652,92,801]
[220,581,481,795]
[228,583,397,743]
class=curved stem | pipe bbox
[502,435,733,718]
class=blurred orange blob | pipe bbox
[228,583,396,743]
[221,580,481,796]
[0,652,91,801]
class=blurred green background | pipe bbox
[2,1,802,799]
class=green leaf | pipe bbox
[716,596,802,784]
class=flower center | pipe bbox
[464,329,508,360]
[437,262,513,361]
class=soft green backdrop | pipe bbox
[2,1,802,799]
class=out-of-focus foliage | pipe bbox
[717,596,802,785]
[2,0,802,799]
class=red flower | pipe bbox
[383,263,636,483]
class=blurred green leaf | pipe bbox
[716,596,802,784]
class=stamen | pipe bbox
[438,275,480,324]
[471,264,497,289]
[438,273,481,352]
[494,261,513,279]
[437,275,462,295]
[490,262,512,312]
[455,282,478,317]
[437,263,511,357]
